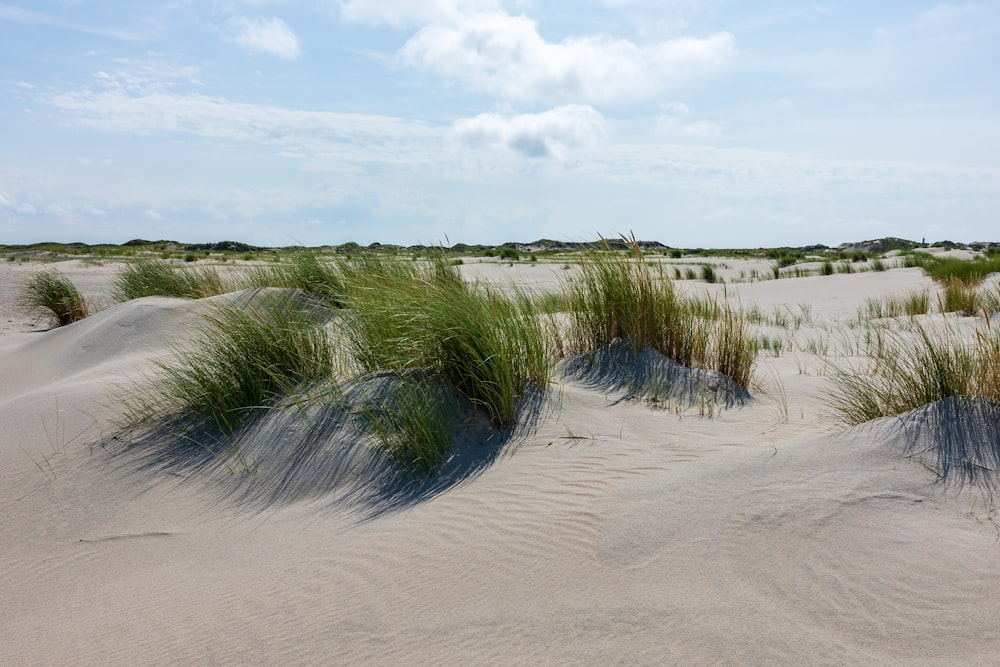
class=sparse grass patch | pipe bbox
[939,278,980,315]
[19,269,89,326]
[826,323,1000,425]
[860,290,931,320]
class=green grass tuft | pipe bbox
[826,323,1000,425]
[564,237,758,389]
[238,253,345,306]
[130,291,336,433]
[19,269,89,326]
[113,259,228,301]
[341,254,550,428]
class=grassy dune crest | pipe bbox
[341,254,550,428]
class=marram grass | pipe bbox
[19,269,89,326]
[564,238,758,389]
[340,253,551,428]
[126,291,336,433]
[826,322,1000,425]
[113,258,229,301]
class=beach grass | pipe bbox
[340,253,550,428]
[237,253,345,306]
[564,237,758,389]
[859,290,931,320]
[939,278,980,315]
[128,290,336,433]
[19,269,89,326]
[360,374,458,474]
[826,322,1000,425]
[113,258,229,301]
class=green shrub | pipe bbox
[701,264,716,283]
[19,270,89,326]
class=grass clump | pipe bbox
[341,254,550,428]
[132,292,336,433]
[860,290,931,320]
[939,278,980,315]
[923,255,1000,285]
[19,269,89,326]
[361,374,458,474]
[826,323,1000,425]
[239,253,345,306]
[113,259,227,301]
[564,238,757,389]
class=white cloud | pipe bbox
[226,16,302,59]
[400,12,735,104]
[452,105,606,158]
[92,59,202,95]
[46,87,442,165]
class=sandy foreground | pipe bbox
[3,257,1000,665]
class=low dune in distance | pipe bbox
[2,255,1000,665]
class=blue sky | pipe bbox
[1,1,998,247]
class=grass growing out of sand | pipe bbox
[122,253,551,474]
[130,291,336,433]
[238,253,346,306]
[565,238,758,389]
[113,259,229,301]
[341,254,550,428]
[826,322,1000,425]
[361,375,458,474]
[859,290,931,320]
[19,270,89,326]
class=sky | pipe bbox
[1,1,998,248]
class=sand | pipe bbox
[3,257,1000,665]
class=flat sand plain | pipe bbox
[3,255,1000,665]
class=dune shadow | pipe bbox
[878,396,1000,489]
[560,339,750,409]
[104,374,554,521]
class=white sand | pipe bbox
[3,258,1000,665]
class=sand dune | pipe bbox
[3,259,1000,665]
